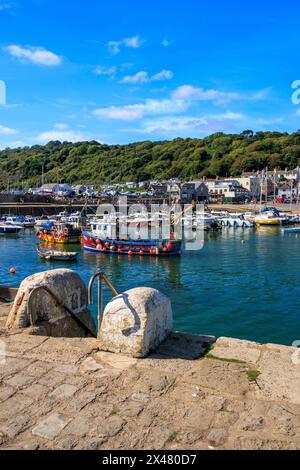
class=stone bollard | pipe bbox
[99,287,173,358]
[6,269,96,337]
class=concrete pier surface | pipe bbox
[1,303,300,450]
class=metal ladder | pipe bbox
[88,272,119,336]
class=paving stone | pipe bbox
[213,337,261,364]
[0,394,33,420]
[80,357,104,373]
[154,332,215,360]
[119,402,144,418]
[28,338,91,364]
[22,383,49,399]
[32,413,70,440]
[76,438,105,450]
[2,438,41,450]
[0,357,33,380]
[5,372,36,388]
[57,438,78,450]
[54,364,79,375]
[94,415,125,439]
[257,347,300,404]
[49,384,78,401]
[3,335,48,356]
[0,385,15,402]
[207,428,228,447]
[0,414,30,438]
[182,359,250,397]
[93,351,137,371]
[134,369,175,394]
[23,361,53,378]
[131,393,151,402]
[64,390,97,413]
[63,414,94,438]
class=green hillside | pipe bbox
[1,130,300,189]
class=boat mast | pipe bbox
[259,170,264,211]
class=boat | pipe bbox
[37,247,78,261]
[38,222,81,244]
[82,231,181,256]
[246,208,287,227]
[0,222,23,235]
[282,226,300,234]
[6,216,35,228]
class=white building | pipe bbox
[206,180,249,202]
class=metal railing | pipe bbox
[27,285,96,337]
[88,272,119,336]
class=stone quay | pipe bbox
[0,269,300,451]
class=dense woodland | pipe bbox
[1,130,300,189]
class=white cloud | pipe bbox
[173,85,271,105]
[108,36,142,55]
[0,124,18,135]
[6,45,62,66]
[139,111,244,134]
[152,69,173,81]
[162,39,170,47]
[212,111,245,120]
[141,117,208,133]
[54,123,69,130]
[95,65,117,77]
[35,129,86,143]
[172,85,240,104]
[94,98,187,121]
[123,37,141,48]
[121,71,149,84]
[250,88,271,100]
[94,106,144,121]
[120,69,173,84]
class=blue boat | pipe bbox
[82,231,181,256]
[282,227,300,234]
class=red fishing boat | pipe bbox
[81,231,181,256]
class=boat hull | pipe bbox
[81,231,181,256]
[37,248,78,261]
[0,226,22,235]
[282,227,300,234]
[39,234,81,244]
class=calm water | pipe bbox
[1,228,299,346]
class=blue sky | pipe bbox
[0,0,300,148]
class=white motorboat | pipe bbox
[0,222,23,235]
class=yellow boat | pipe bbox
[254,217,282,226]
[39,223,81,244]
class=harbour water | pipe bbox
[0,227,299,346]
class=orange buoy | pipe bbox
[10,267,16,274]
[139,250,144,255]
[128,250,133,256]
[167,242,173,250]
[118,248,122,254]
